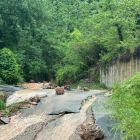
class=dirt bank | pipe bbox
[35,97,96,140]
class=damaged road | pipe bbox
[92,96,122,140]
[19,90,103,117]
[0,87,121,140]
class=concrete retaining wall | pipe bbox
[100,57,140,88]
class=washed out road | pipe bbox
[0,86,121,140]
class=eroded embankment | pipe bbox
[0,89,107,140]
[35,97,96,140]
[0,95,98,140]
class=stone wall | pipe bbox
[100,57,140,88]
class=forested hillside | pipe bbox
[0,0,140,85]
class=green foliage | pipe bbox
[0,101,28,117]
[0,48,23,84]
[3,101,27,116]
[0,92,6,110]
[0,78,5,85]
[56,65,80,85]
[0,91,7,103]
[106,73,140,140]
[0,0,140,85]
[92,83,107,89]
[0,100,6,110]
[70,81,107,90]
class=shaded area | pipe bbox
[0,85,24,92]
[92,96,121,140]
[20,90,103,117]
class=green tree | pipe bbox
[0,48,22,84]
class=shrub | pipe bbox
[0,78,5,84]
[106,73,140,140]
[0,48,23,84]
[0,100,6,110]
[0,92,8,102]
[56,65,80,85]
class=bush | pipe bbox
[0,78,5,84]
[106,73,140,140]
[0,92,8,102]
[0,48,23,84]
[0,100,6,110]
[56,65,80,85]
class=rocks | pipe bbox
[21,82,55,90]
[47,85,51,89]
[6,89,55,106]
[30,80,35,83]
[22,104,31,109]
[79,122,105,140]
[77,86,89,91]
[28,95,40,105]
[64,85,71,90]
[84,87,89,91]
[42,85,48,89]
[31,102,38,105]
[0,117,11,124]
[42,83,54,89]
[55,87,64,95]
[77,86,82,90]
[42,85,52,89]
[0,113,5,117]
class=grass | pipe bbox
[0,91,28,117]
[0,100,6,110]
[105,73,140,140]
[1,101,27,116]
[81,98,90,107]
[87,100,96,113]
[70,81,107,90]
[0,92,6,110]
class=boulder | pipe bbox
[30,80,35,83]
[42,85,48,89]
[55,87,64,95]
[77,86,82,90]
[0,117,11,124]
[6,89,54,107]
[51,86,55,89]
[28,95,40,105]
[31,102,38,105]
[0,113,5,117]
[79,122,105,140]
[42,85,52,89]
[64,85,71,90]
[84,87,89,91]
[47,85,51,89]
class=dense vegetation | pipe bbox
[106,74,140,140]
[0,92,6,110]
[0,0,140,85]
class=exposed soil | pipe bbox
[21,83,49,89]
[0,86,111,140]
[35,97,96,140]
